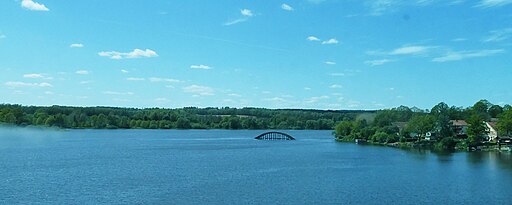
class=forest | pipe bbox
[0,104,367,130]
[334,100,512,150]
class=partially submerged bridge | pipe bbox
[255,131,295,140]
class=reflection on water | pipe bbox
[1,128,511,204]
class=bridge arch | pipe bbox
[255,131,295,140]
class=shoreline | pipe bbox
[335,137,512,152]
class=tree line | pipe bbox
[0,104,368,130]
[335,100,512,150]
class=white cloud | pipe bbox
[5,81,52,88]
[190,64,212,69]
[224,18,248,26]
[452,38,467,42]
[330,73,345,76]
[183,85,214,96]
[365,59,394,66]
[155,98,170,102]
[127,77,145,81]
[305,96,330,103]
[149,77,181,83]
[103,91,134,95]
[325,61,336,65]
[23,73,43,78]
[98,49,158,59]
[264,97,286,102]
[322,38,339,45]
[368,0,398,16]
[241,9,253,17]
[281,4,294,11]
[482,28,512,42]
[70,43,84,48]
[476,0,512,7]
[330,84,343,89]
[79,80,92,84]
[121,69,129,73]
[224,9,254,26]
[389,46,431,55]
[432,49,504,62]
[307,36,321,41]
[228,93,242,97]
[304,87,312,90]
[75,70,89,75]
[21,0,49,11]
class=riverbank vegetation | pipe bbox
[334,100,512,151]
[0,104,369,130]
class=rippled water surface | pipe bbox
[1,128,511,204]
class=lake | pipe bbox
[1,127,511,204]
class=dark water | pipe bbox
[1,128,511,204]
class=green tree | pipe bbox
[497,109,512,136]
[466,114,488,145]
[406,115,436,139]
[335,121,353,137]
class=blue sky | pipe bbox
[0,0,511,110]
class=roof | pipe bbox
[450,120,468,126]
[487,121,498,129]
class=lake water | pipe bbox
[1,127,511,204]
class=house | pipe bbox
[485,121,499,141]
[450,120,468,138]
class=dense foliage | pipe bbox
[335,100,512,150]
[0,104,369,130]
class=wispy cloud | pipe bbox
[149,77,181,83]
[224,18,248,26]
[365,59,394,66]
[432,49,504,62]
[322,38,339,45]
[305,96,329,103]
[389,45,431,55]
[241,9,253,17]
[325,61,336,65]
[329,84,343,89]
[368,0,399,16]
[476,0,512,7]
[224,9,254,26]
[75,70,89,75]
[307,36,321,41]
[23,73,52,79]
[228,93,242,97]
[70,43,84,48]
[281,4,294,11]
[183,85,214,96]
[98,49,158,59]
[0,34,6,39]
[126,77,145,81]
[452,38,467,42]
[264,97,287,102]
[21,0,49,11]
[103,91,134,95]
[121,69,129,73]
[482,28,512,42]
[190,64,212,69]
[5,81,52,88]
[330,73,345,76]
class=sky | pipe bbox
[0,0,511,110]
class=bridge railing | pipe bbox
[255,132,295,140]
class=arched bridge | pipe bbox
[255,132,295,140]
